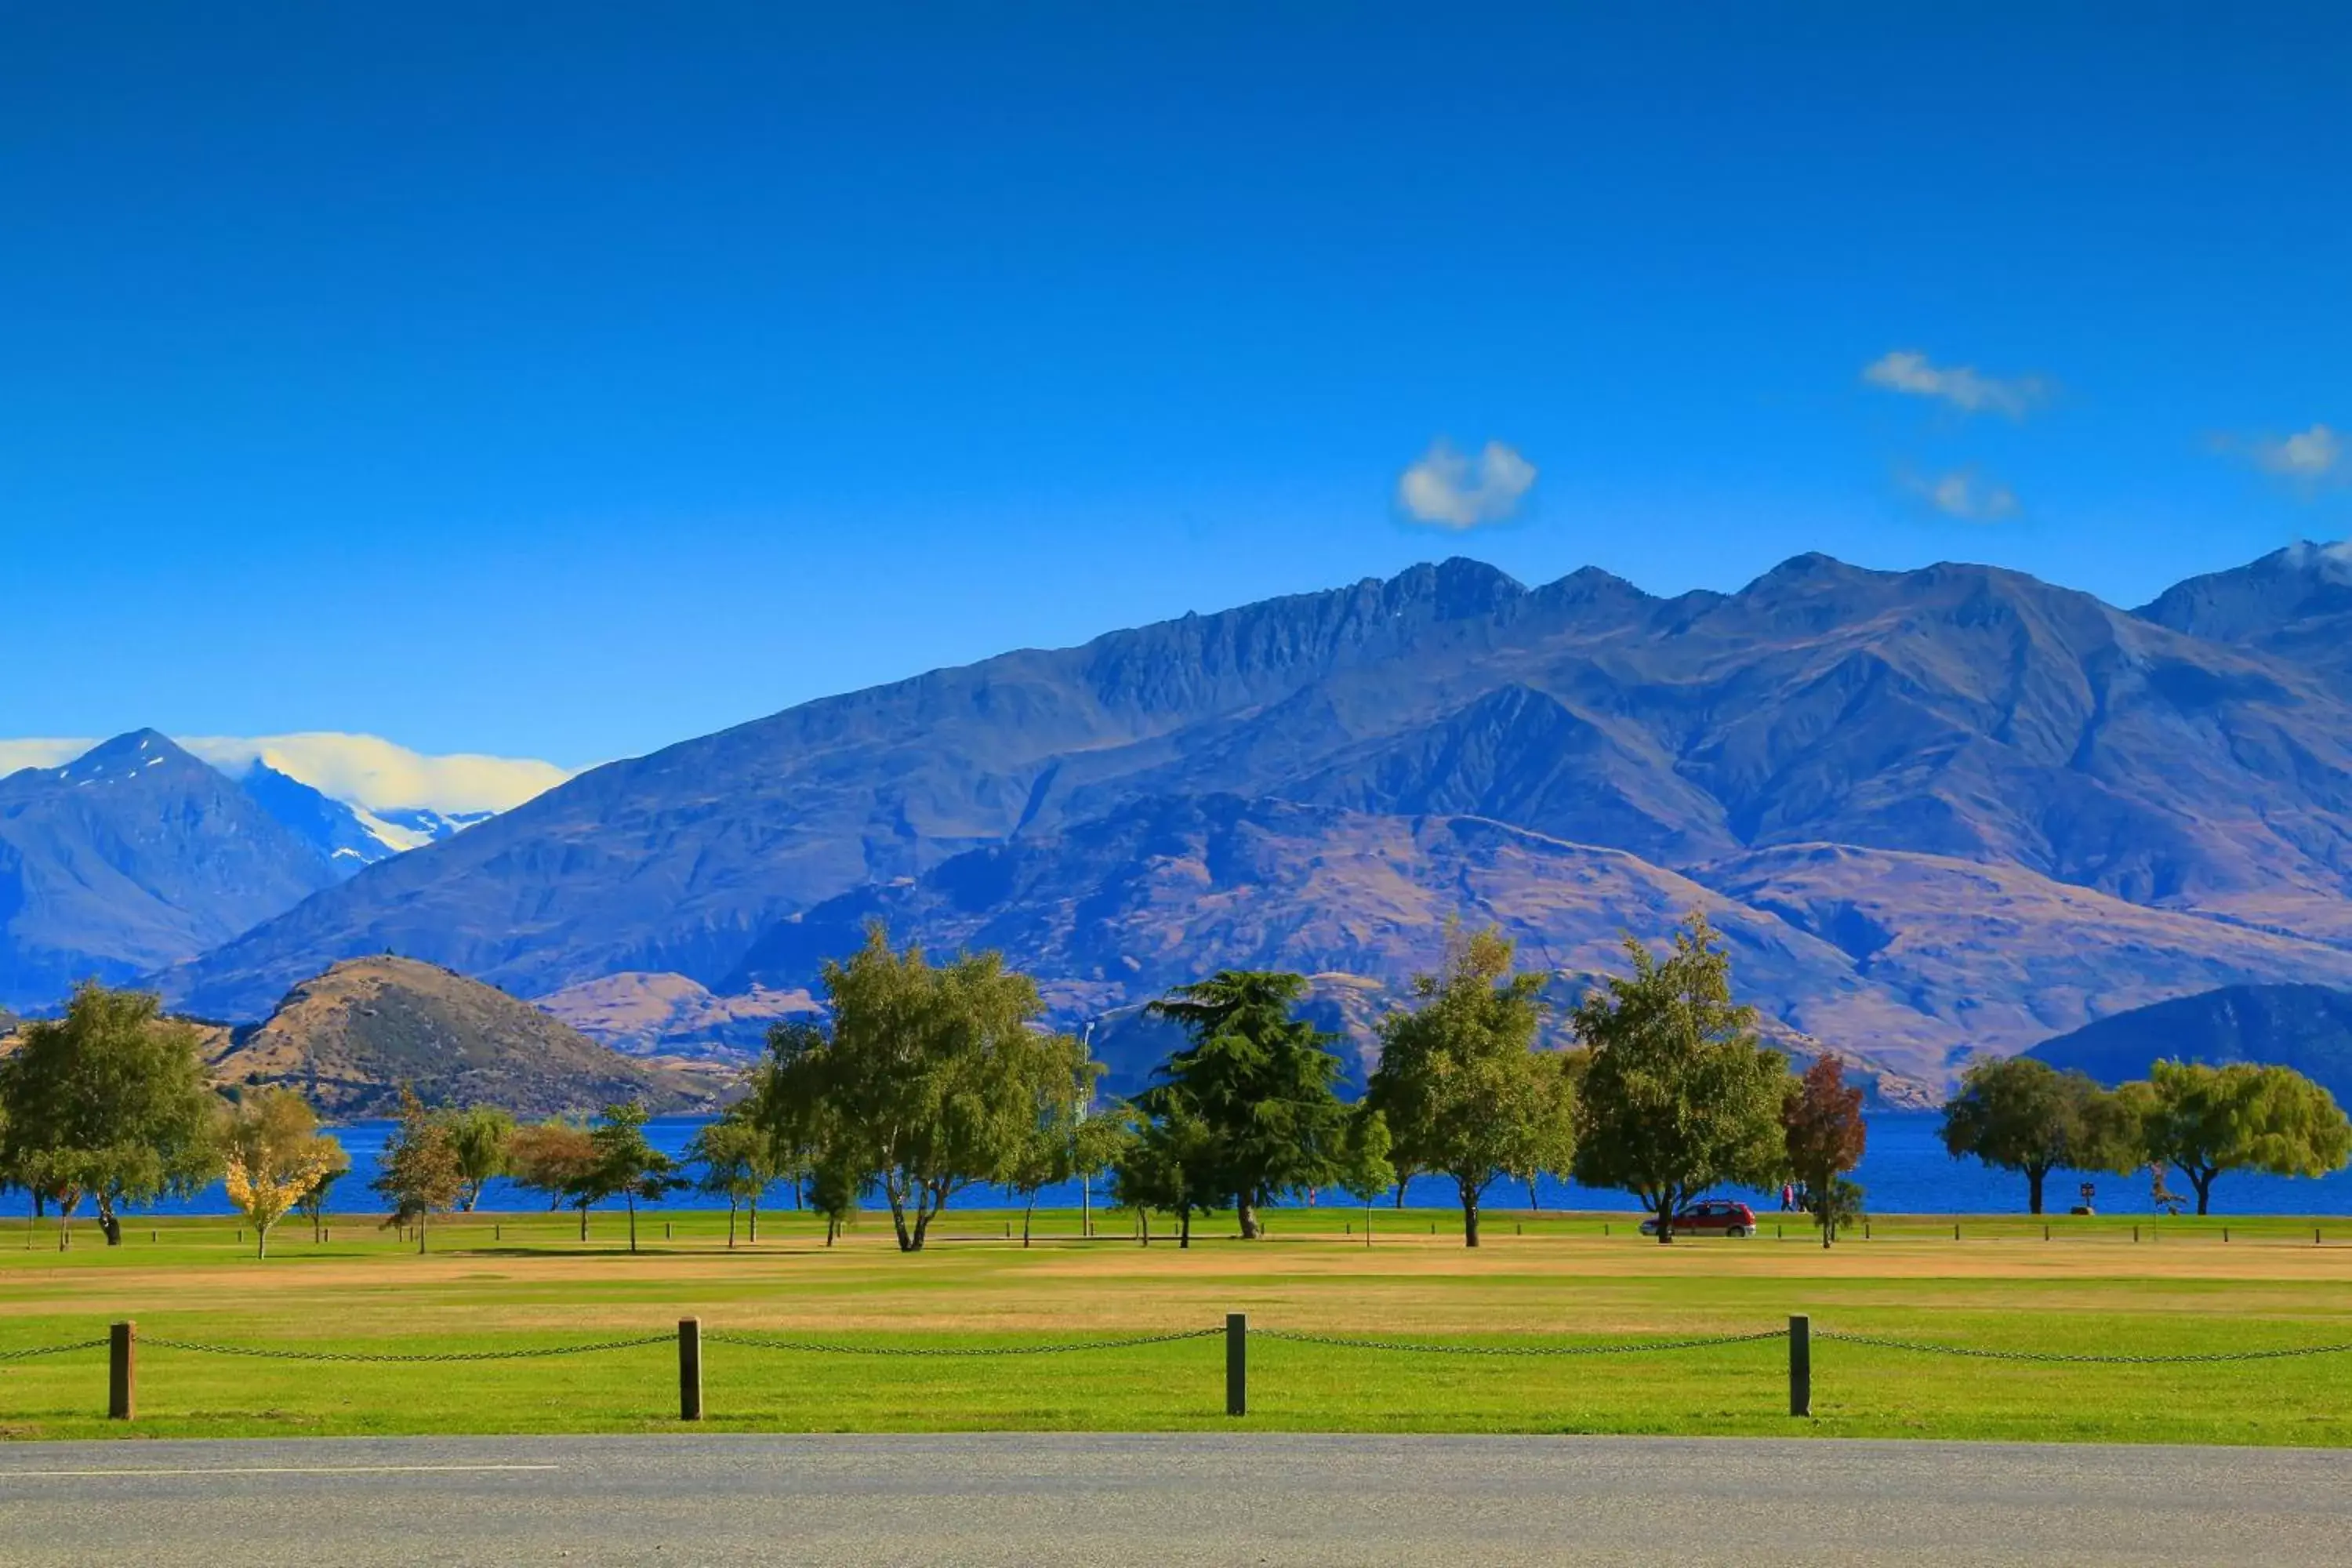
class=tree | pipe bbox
[580,1102,684,1254]
[0,984,220,1249]
[2134,1060,2352,1214]
[1940,1056,2140,1214]
[220,1088,341,1260]
[688,1112,778,1248]
[1070,1105,1127,1240]
[1004,1041,1103,1246]
[757,927,1100,1253]
[440,1107,516,1212]
[1569,914,1791,1243]
[1335,1106,1396,1247]
[1366,927,1576,1247]
[1145,971,1348,1240]
[294,1136,351,1244]
[1782,1057,1867,1247]
[371,1086,465,1253]
[807,1157,860,1246]
[1111,1096,1220,1247]
[508,1120,601,1237]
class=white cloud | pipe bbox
[2240,423,2342,481]
[0,739,94,776]
[1863,350,2049,419]
[1901,467,2019,522]
[180,733,576,814]
[1396,438,1537,528]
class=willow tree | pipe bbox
[1367,927,1575,1247]
[761,925,1099,1253]
[1570,914,1790,1243]
[2136,1060,2352,1214]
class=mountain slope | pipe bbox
[158,550,2352,1087]
[209,956,723,1117]
[0,732,340,1010]
[2136,541,2352,695]
[2027,984,2352,1108]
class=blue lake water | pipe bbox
[100,1111,2352,1221]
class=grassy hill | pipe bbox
[210,956,728,1118]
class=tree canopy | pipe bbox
[757,925,1100,1252]
[1568,913,1790,1243]
[1366,927,1574,1247]
[371,1086,465,1252]
[220,1087,342,1260]
[1783,1056,1867,1247]
[1940,1056,2140,1214]
[580,1101,683,1253]
[2136,1059,2352,1214]
[0,983,220,1248]
[440,1106,516,1213]
[1143,970,1348,1239]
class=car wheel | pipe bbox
[1726,1225,1748,1239]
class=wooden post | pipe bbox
[678,1317,703,1421]
[1225,1312,1247,1417]
[1788,1314,1810,1418]
[108,1321,135,1421]
[1952,1222,1960,1242]
[2043,1224,2049,1242]
[2133,1225,2140,1243]
[665,1221,673,1241]
[495,1223,501,1242]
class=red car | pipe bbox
[1638,1199,1759,1238]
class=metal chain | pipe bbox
[138,1334,676,1364]
[1817,1331,2352,1366]
[1254,1328,1788,1357]
[0,1339,107,1363]
[705,1328,1225,1358]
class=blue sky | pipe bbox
[4,4,2345,767]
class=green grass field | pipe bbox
[4,1203,2351,1445]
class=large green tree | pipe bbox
[1568,914,1791,1243]
[0,984,220,1249]
[1366,927,1576,1247]
[1109,1096,1218,1247]
[1940,1056,2140,1214]
[1145,971,1348,1240]
[2134,1060,2352,1214]
[760,926,1099,1253]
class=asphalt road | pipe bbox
[1,1432,2345,1567]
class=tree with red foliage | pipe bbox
[1783,1057,1867,1248]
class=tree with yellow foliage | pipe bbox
[221,1088,343,1260]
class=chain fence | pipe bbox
[706,1328,1222,1358]
[1254,1328,1787,1357]
[133,1334,678,1363]
[1815,1330,2352,1366]
[0,1338,107,1363]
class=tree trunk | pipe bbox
[1461,1181,1481,1249]
[1526,1177,1542,1213]
[257,1224,270,1261]
[417,1215,429,1254]
[727,1200,738,1250]
[1179,1207,1192,1249]
[97,1198,122,1248]
[1236,1196,1261,1240]
[1140,1209,1150,1247]
[2027,1165,2047,1216]
[1653,1195,1675,1244]
[579,1203,590,1243]
[626,1196,639,1254]
[1023,1196,1036,1247]
[1363,1204,1374,1247]
[2192,1169,2216,1217]
[749,1201,759,1243]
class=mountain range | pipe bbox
[0,732,507,1009]
[88,539,2352,1091]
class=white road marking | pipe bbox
[0,1463,561,1478]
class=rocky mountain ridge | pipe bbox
[147,543,2352,1088]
